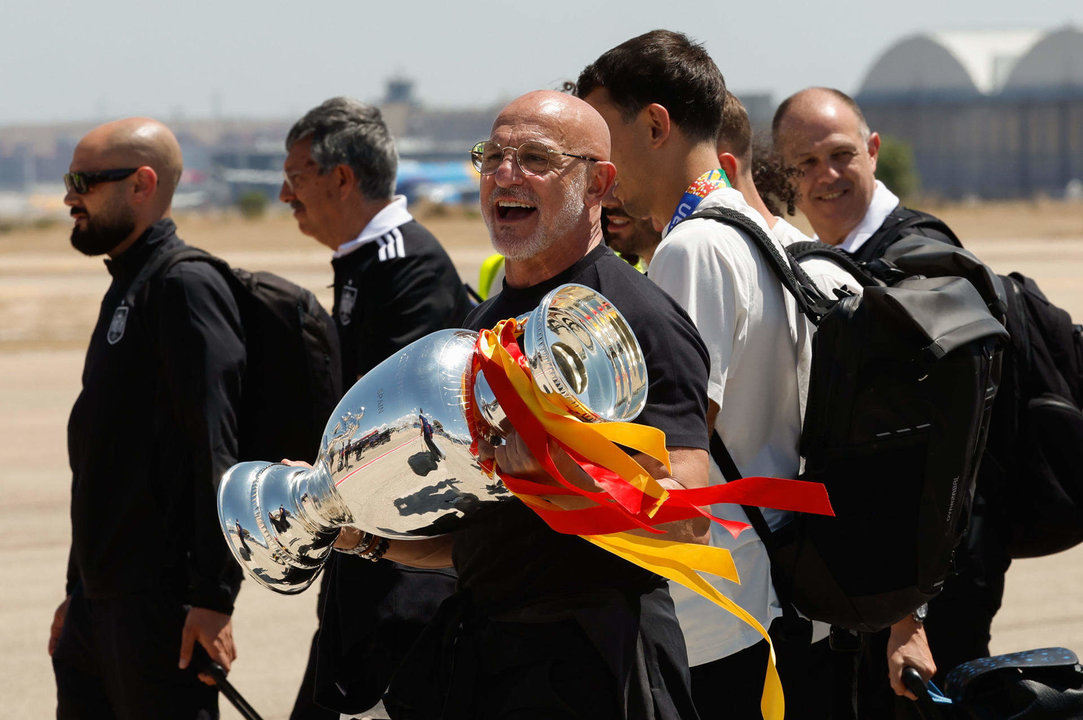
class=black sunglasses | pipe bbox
[63,168,139,194]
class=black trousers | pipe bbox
[52,585,217,720]
[292,555,456,717]
[691,636,771,719]
[691,618,851,720]
[386,585,697,720]
[924,490,1011,685]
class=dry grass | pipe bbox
[2,200,1081,352]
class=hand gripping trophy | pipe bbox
[217,284,649,593]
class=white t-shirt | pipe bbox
[649,187,801,664]
[773,216,862,301]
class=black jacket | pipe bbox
[66,219,245,613]
[331,219,471,386]
[313,217,466,712]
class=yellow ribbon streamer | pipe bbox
[482,324,671,513]
[587,533,783,720]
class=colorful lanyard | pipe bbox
[664,168,732,235]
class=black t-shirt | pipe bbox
[454,244,710,613]
[851,204,962,263]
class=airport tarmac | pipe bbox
[2,209,1082,718]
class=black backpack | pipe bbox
[686,206,1008,632]
[850,205,962,264]
[905,647,1083,719]
[851,208,1083,559]
[127,245,342,463]
[989,273,1083,558]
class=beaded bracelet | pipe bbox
[359,537,390,562]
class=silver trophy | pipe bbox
[217,283,649,593]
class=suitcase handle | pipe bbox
[904,667,954,720]
[203,662,266,720]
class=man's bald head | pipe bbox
[481,90,616,285]
[771,88,881,244]
[772,88,871,149]
[75,117,183,212]
[66,118,184,256]
[493,90,612,162]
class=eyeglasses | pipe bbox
[470,140,598,176]
[63,168,139,194]
[282,168,319,193]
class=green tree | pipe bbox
[237,190,268,220]
[875,134,920,202]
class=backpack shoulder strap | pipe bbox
[785,241,880,288]
[684,206,833,324]
[853,205,962,263]
[708,431,775,544]
[122,245,223,309]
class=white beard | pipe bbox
[486,170,588,262]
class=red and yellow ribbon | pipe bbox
[472,318,835,720]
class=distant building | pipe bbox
[856,26,1083,199]
[210,80,492,206]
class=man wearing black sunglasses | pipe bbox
[49,118,246,719]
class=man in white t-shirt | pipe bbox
[717,90,857,300]
[579,31,841,719]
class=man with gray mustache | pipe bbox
[279,97,468,720]
[336,89,713,719]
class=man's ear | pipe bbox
[334,164,356,198]
[586,161,617,204]
[644,103,671,148]
[718,152,739,183]
[867,132,881,171]
[130,166,159,205]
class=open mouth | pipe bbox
[818,189,847,201]
[496,200,537,221]
[604,214,630,238]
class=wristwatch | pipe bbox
[912,602,928,625]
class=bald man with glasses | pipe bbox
[347,89,711,720]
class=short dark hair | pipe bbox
[718,91,752,165]
[576,30,726,144]
[286,97,398,201]
[772,87,871,143]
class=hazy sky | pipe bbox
[2,0,1079,127]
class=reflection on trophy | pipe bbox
[217,283,649,593]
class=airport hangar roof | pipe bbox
[857,26,1083,98]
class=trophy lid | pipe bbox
[523,283,648,423]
